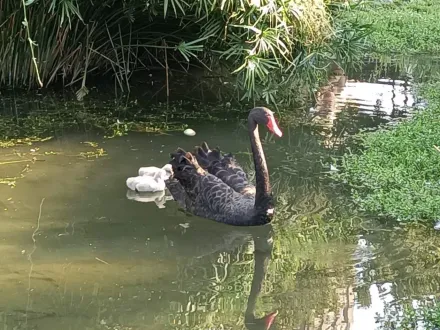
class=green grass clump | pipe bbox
[345,0,440,54]
[335,82,440,223]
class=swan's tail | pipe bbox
[194,141,223,170]
[193,141,254,196]
[195,142,239,173]
[194,143,210,168]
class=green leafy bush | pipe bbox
[1,0,369,103]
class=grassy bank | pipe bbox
[335,82,440,223]
[345,0,440,54]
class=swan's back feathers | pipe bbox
[166,147,268,225]
[194,142,256,197]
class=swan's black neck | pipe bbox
[248,114,272,211]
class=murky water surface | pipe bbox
[1,59,439,330]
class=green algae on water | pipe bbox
[0,96,251,148]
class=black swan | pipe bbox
[165,107,283,226]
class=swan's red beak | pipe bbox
[267,115,283,137]
[264,310,278,329]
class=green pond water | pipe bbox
[1,59,440,330]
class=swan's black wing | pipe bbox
[194,142,256,197]
[166,148,258,225]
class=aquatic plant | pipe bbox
[0,96,202,147]
[2,0,369,104]
[335,81,440,223]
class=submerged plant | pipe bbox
[0,97,192,147]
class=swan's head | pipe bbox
[249,107,283,137]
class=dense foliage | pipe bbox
[1,0,369,103]
[335,82,440,222]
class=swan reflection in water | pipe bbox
[244,224,278,330]
[188,224,278,329]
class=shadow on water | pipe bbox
[1,55,440,329]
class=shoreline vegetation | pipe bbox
[337,0,440,225]
[0,0,370,148]
[335,82,440,222]
[337,1,440,327]
[1,0,367,103]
